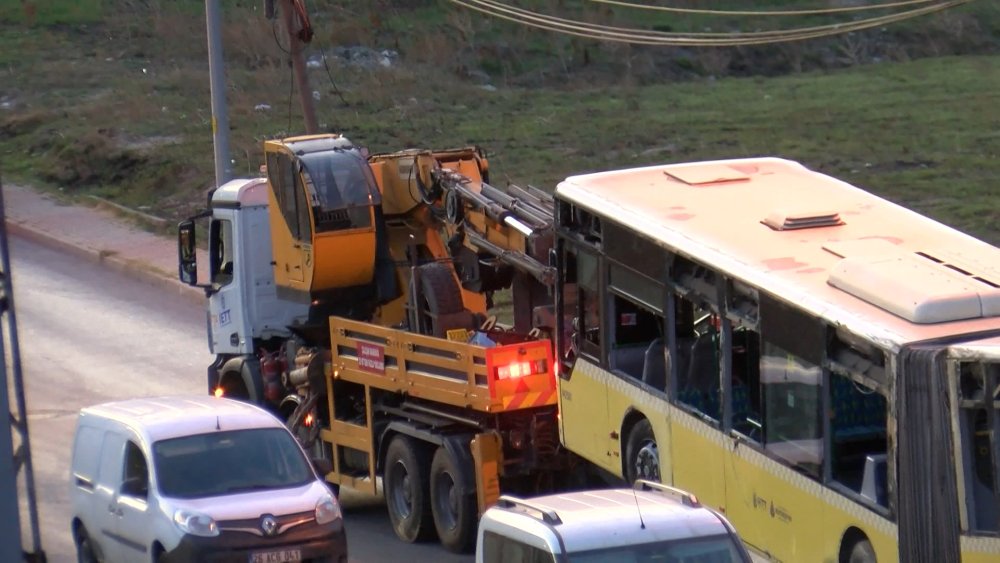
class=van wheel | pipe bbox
[848,539,876,563]
[384,436,435,542]
[430,446,477,553]
[625,419,660,484]
[75,526,97,563]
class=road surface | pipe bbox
[11,235,472,563]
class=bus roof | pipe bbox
[556,157,1000,350]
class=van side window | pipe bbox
[122,441,149,499]
[481,531,556,563]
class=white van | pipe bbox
[476,480,753,563]
[69,395,347,563]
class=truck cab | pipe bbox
[178,177,308,400]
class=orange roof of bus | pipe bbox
[556,157,1000,350]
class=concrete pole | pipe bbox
[0,340,24,563]
[281,0,319,134]
[206,0,233,187]
[0,179,43,562]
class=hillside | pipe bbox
[1,0,999,243]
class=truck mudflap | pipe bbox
[471,432,502,514]
[328,316,557,413]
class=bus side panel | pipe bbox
[725,445,829,561]
[723,440,898,562]
[558,359,618,475]
[960,537,1000,563]
[603,376,672,482]
[820,490,898,563]
[668,412,726,513]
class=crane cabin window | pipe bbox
[299,151,378,233]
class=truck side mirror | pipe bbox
[178,220,198,286]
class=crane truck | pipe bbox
[177,134,576,553]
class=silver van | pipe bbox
[476,480,752,563]
[69,395,347,562]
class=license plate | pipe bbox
[249,549,302,563]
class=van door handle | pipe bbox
[108,504,122,516]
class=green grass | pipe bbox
[1,1,999,244]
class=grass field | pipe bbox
[1,1,998,243]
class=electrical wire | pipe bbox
[321,49,350,106]
[456,0,971,41]
[287,59,295,131]
[586,0,942,17]
[445,0,973,46]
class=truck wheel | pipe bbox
[625,419,660,484]
[384,435,435,543]
[430,446,477,553]
[848,539,876,563]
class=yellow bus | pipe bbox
[552,157,1000,563]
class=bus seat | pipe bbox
[611,345,648,379]
[860,453,888,507]
[686,330,719,391]
[642,338,666,391]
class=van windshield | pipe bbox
[568,534,747,563]
[152,428,314,499]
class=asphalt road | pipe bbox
[10,235,472,563]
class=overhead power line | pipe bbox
[445,0,975,46]
[586,0,942,17]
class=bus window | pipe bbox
[829,373,887,506]
[761,342,823,478]
[959,362,1000,533]
[609,293,664,387]
[731,327,762,440]
[575,250,601,359]
[674,295,721,422]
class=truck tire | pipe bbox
[625,419,660,484]
[848,539,877,563]
[384,435,436,543]
[410,263,466,336]
[430,445,477,553]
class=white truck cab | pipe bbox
[476,480,753,563]
[178,178,308,403]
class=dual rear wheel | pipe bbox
[383,435,477,553]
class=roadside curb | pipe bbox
[6,220,206,306]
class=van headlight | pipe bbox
[315,494,342,525]
[173,509,220,537]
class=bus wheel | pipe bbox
[625,419,660,483]
[384,436,436,543]
[430,446,477,553]
[848,539,876,563]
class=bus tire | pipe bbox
[384,435,436,543]
[625,419,660,484]
[430,445,477,553]
[848,539,876,563]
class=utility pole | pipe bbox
[277,0,319,134]
[205,0,232,187]
[0,177,46,563]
